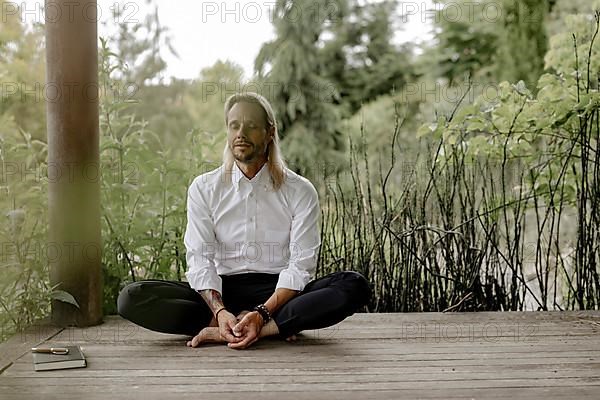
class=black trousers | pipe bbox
[117,271,371,338]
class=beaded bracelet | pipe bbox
[252,304,271,325]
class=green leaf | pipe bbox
[466,117,488,133]
[513,80,530,97]
[498,81,512,100]
[52,290,80,309]
[447,135,458,145]
[417,123,434,138]
[451,104,478,124]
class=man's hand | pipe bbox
[217,309,244,343]
[198,289,242,344]
[228,311,264,349]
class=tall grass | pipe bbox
[318,100,598,312]
[0,130,52,342]
[318,19,600,311]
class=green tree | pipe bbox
[422,0,551,90]
[255,0,349,176]
[101,0,189,148]
[182,60,247,162]
[105,0,176,86]
[420,0,498,84]
[546,0,598,36]
[186,60,245,137]
[0,2,46,141]
[0,1,51,340]
[322,0,415,115]
[544,9,600,79]
[495,0,549,90]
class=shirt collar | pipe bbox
[231,161,271,191]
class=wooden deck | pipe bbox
[1,311,599,399]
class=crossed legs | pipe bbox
[117,271,371,345]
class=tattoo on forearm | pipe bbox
[200,289,225,316]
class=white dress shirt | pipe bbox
[184,161,321,294]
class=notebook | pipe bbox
[32,345,87,371]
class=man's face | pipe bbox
[227,101,273,164]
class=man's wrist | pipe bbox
[215,307,226,320]
[251,311,265,326]
[252,304,271,325]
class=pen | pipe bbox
[31,347,69,355]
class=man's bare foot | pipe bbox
[186,327,224,347]
[186,310,297,347]
[285,334,298,342]
[187,310,250,347]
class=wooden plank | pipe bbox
[4,362,600,378]
[3,368,600,386]
[82,312,600,327]
[36,335,600,349]
[1,387,599,400]
[7,358,600,372]
[9,348,600,364]
[45,327,600,343]
[1,377,600,393]
[23,343,600,357]
[10,354,600,367]
[44,312,600,341]
[0,320,62,374]
[76,311,600,327]
[2,313,600,399]
[347,311,600,322]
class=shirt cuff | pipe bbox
[276,267,312,291]
[185,268,223,294]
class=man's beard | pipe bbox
[233,144,258,162]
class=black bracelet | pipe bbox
[253,304,271,325]
[215,307,226,320]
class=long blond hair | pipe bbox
[222,92,286,190]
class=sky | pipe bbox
[20,0,434,81]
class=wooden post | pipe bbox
[45,0,102,326]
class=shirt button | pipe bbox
[249,193,254,198]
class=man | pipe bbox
[117,92,371,349]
